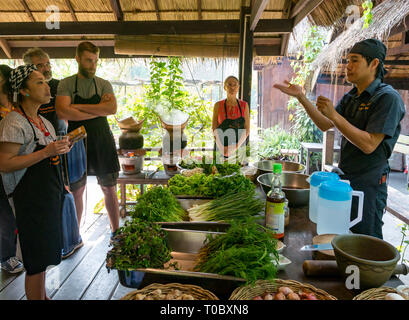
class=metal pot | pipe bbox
[252,160,305,179]
[257,172,310,207]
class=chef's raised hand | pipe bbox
[273,80,303,98]
[44,140,71,157]
[316,96,336,120]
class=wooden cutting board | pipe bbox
[312,234,336,260]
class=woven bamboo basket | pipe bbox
[229,279,337,300]
[120,283,219,300]
[352,287,399,300]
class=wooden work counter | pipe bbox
[116,172,405,299]
[279,205,404,300]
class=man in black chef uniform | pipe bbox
[274,39,405,239]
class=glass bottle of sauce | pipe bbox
[265,163,286,239]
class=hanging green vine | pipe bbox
[288,26,325,144]
[362,0,373,29]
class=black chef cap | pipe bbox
[349,39,387,81]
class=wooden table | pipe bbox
[117,170,172,216]
[280,205,404,300]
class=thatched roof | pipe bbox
[308,0,364,27]
[0,0,371,59]
[312,0,409,72]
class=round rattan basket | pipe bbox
[120,283,219,300]
[229,279,337,300]
[352,287,399,300]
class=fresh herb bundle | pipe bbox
[130,186,187,222]
[106,219,172,271]
[194,219,279,284]
[168,173,255,198]
[188,191,265,222]
[168,173,214,197]
[180,158,241,176]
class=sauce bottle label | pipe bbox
[265,201,285,234]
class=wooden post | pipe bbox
[257,70,262,129]
[239,6,253,104]
[322,129,335,171]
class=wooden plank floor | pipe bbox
[0,209,135,300]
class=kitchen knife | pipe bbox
[300,243,333,251]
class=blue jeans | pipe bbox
[61,191,82,255]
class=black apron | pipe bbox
[214,99,248,159]
[67,76,119,176]
[11,108,64,275]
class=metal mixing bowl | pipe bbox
[257,172,310,207]
[251,160,306,179]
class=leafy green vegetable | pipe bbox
[130,186,187,222]
[168,173,255,198]
[179,157,241,176]
[188,191,265,222]
[106,219,172,271]
[194,219,279,284]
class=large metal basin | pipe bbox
[257,172,310,207]
[252,160,305,179]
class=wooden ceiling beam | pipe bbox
[65,0,78,22]
[7,40,115,48]
[0,20,293,36]
[290,0,310,18]
[20,0,35,22]
[153,0,160,20]
[0,46,124,59]
[0,39,12,58]
[293,0,324,27]
[255,45,281,56]
[280,0,293,57]
[197,0,202,20]
[250,0,269,31]
[253,37,282,45]
[254,19,293,33]
[110,0,124,21]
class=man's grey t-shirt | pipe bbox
[56,75,114,101]
[0,111,57,195]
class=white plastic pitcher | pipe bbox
[316,180,364,235]
[307,172,340,223]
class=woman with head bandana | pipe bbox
[0,65,71,299]
[274,39,406,239]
